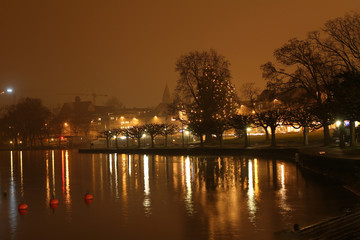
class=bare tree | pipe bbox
[111,129,122,149]
[128,126,144,148]
[102,130,112,148]
[283,108,321,145]
[255,110,284,147]
[261,38,338,145]
[161,123,177,147]
[310,12,360,146]
[120,128,131,147]
[241,82,260,110]
[144,123,163,148]
[309,12,360,73]
[230,114,253,147]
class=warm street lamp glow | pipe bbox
[1,87,14,95]
[64,122,68,127]
[336,121,341,127]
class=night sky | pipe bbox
[0,0,359,108]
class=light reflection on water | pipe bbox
[0,150,359,240]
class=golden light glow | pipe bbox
[247,160,256,222]
[20,151,24,198]
[184,156,193,215]
[143,155,151,215]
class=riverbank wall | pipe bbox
[298,149,360,194]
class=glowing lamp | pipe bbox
[335,121,341,127]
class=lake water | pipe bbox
[0,150,359,240]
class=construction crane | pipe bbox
[61,92,108,105]
[87,93,108,105]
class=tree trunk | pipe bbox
[350,120,356,147]
[205,133,212,143]
[270,126,276,147]
[303,126,309,146]
[115,137,118,149]
[165,134,168,147]
[323,123,331,146]
[339,121,346,148]
[244,129,249,147]
[126,136,129,148]
[220,133,223,148]
[137,137,141,148]
[182,130,185,148]
[263,126,269,141]
[151,136,154,148]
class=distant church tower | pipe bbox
[162,83,171,104]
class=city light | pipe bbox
[1,87,14,95]
[336,121,341,127]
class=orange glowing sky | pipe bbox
[0,0,359,108]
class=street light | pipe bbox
[1,87,14,95]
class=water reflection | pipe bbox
[51,150,56,198]
[184,156,193,215]
[278,163,291,215]
[62,150,71,214]
[9,151,17,237]
[143,155,151,215]
[19,152,23,199]
[247,160,256,222]
[2,151,359,240]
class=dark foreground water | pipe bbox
[0,150,359,240]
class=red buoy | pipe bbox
[18,203,28,211]
[84,194,93,200]
[18,203,28,215]
[50,198,59,209]
[50,198,59,205]
[84,194,93,204]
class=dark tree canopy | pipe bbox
[0,98,51,147]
